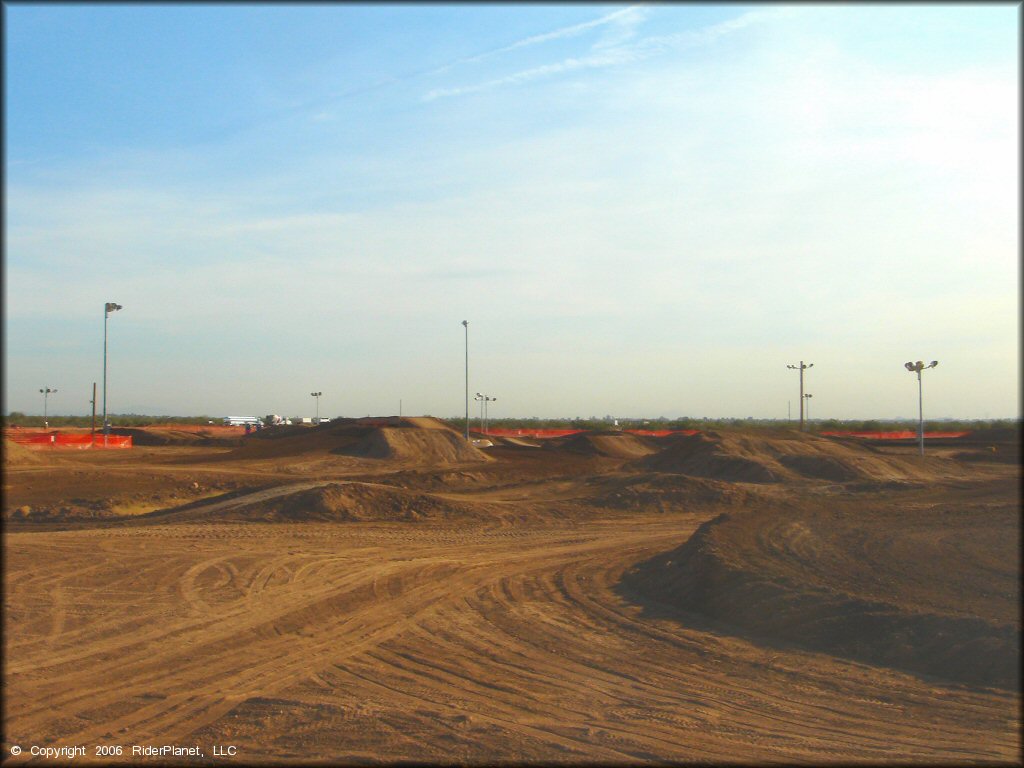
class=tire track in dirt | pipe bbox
[5,515,1019,762]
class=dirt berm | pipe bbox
[4,439,46,466]
[164,482,485,523]
[639,430,962,483]
[545,431,659,459]
[337,426,492,463]
[621,503,1020,690]
[110,427,228,446]
[206,419,491,466]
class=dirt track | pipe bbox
[3,421,1020,764]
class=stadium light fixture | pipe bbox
[486,395,496,434]
[311,391,323,423]
[39,387,57,428]
[786,361,813,431]
[102,302,123,444]
[476,393,496,435]
[904,360,938,457]
[803,393,813,422]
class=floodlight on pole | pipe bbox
[904,360,938,457]
[39,388,57,428]
[311,391,322,423]
[485,395,496,434]
[462,320,469,441]
[102,302,123,445]
[803,393,813,422]
[475,393,496,435]
[786,361,813,431]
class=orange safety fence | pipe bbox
[484,428,702,439]
[4,431,132,449]
[819,431,970,440]
[484,428,583,438]
[625,429,701,437]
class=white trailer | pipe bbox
[223,416,262,426]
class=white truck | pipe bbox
[223,416,262,426]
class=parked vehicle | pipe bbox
[223,416,262,426]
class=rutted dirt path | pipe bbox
[5,515,1018,764]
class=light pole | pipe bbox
[803,393,813,423]
[475,393,496,434]
[462,320,469,441]
[485,395,496,434]
[102,302,123,443]
[311,391,322,423]
[904,360,938,457]
[39,388,57,428]
[475,393,484,435]
[786,361,813,432]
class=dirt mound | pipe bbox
[546,432,659,459]
[204,419,489,466]
[4,439,45,465]
[110,427,209,446]
[395,416,453,430]
[954,445,1021,464]
[640,431,949,484]
[580,472,767,514]
[621,499,1020,690]
[337,416,453,430]
[338,427,491,464]
[163,482,483,523]
[493,436,542,448]
[961,428,1021,444]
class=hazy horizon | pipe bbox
[5,4,1019,420]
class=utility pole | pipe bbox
[462,320,469,440]
[90,383,97,440]
[786,361,813,432]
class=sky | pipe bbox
[4,3,1019,421]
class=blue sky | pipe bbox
[4,4,1019,420]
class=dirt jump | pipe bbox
[3,420,1020,763]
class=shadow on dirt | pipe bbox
[615,512,1021,691]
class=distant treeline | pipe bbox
[3,411,1019,434]
[3,413,218,428]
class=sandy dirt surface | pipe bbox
[3,421,1020,764]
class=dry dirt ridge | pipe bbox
[3,421,1020,763]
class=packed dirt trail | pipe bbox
[3,420,1020,764]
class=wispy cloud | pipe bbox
[423,47,641,102]
[426,5,651,77]
[422,7,792,102]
